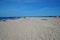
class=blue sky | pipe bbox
[0,0,60,17]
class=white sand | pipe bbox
[0,17,60,40]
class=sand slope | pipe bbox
[0,17,60,40]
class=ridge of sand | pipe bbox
[0,17,60,40]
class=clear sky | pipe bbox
[0,0,60,17]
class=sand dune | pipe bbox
[0,17,60,40]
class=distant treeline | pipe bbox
[0,16,60,20]
[0,17,21,20]
[20,16,60,17]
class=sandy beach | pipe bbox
[0,17,60,40]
